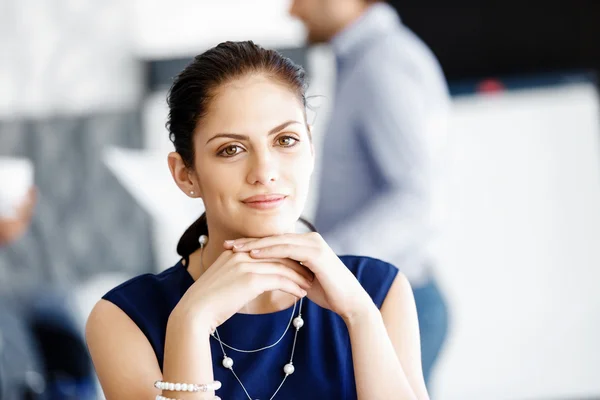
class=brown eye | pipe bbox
[219,145,243,157]
[277,136,298,147]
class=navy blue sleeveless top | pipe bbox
[103,255,398,399]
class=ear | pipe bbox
[168,152,201,198]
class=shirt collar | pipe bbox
[331,3,401,66]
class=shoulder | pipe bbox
[353,28,443,92]
[101,261,189,328]
[339,254,399,279]
[86,297,163,399]
[351,48,428,117]
[103,262,186,303]
[339,255,399,308]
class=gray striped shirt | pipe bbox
[314,3,451,286]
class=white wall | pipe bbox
[0,0,141,118]
[0,0,302,118]
[131,0,305,58]
[431,84,600,400]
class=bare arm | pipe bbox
[162,306,216,399]
[86,251,310,400]
[227,235,429,399]
[85,300,216,400]
[347,273,429,400]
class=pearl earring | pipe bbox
[190,190,195,196]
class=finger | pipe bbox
[251,273,307,299]
[248,244,320,271]
[255,257,315,282]
[231,234,311,251]
[205,250,241,273]
[241,262,312,291]
[229,253,314,282]
[223,237,259,250]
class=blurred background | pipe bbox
[1,0,599,399]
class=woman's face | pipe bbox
[192,74,314,239]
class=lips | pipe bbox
[241,194,288,210]
[242,194,287,203]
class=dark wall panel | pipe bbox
[389,1,600,81]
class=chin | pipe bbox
[238,215,297,238]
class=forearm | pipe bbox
[162,309,216,399]
[345,307,417,400]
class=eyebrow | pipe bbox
[206,120,301,144]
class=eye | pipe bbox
[277,136,299,147]
[218,145,244,157]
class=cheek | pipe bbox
[198,165,238,202]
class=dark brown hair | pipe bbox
[166,41,314,258]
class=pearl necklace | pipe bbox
[214,299,303,400]
[198,235,305,400]
[210,300,297,353]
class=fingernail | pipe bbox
[233,243,244,249]
[250,249,260,254]
[224,240,234,246]
[300,290,307,296]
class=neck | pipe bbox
[186,231,297,315]
[331,2,371,40]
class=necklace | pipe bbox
[214,299,303,400]
[200,235,299,353]
[210,299,297,353]
[198,235,305,400]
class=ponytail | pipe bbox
[176,214,317,259]
[298,217,317,233]
[176,213,209,258]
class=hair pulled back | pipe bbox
[166,41,313,258]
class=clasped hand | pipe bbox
[224,232,373,323]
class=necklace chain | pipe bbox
[214,299,303,400]
[198,237,304,400]
[210,300,297,353]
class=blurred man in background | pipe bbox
[0,188,97,399]
[290,0,450,386]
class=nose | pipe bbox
[246,149,279,186]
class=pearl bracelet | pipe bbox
[156,396,221,400]
[154,380,222,393]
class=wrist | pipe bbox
[169,304,214,337]
[342,301,380,328]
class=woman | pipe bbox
[86,41,429,400]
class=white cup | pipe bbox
[0,157,34,218]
